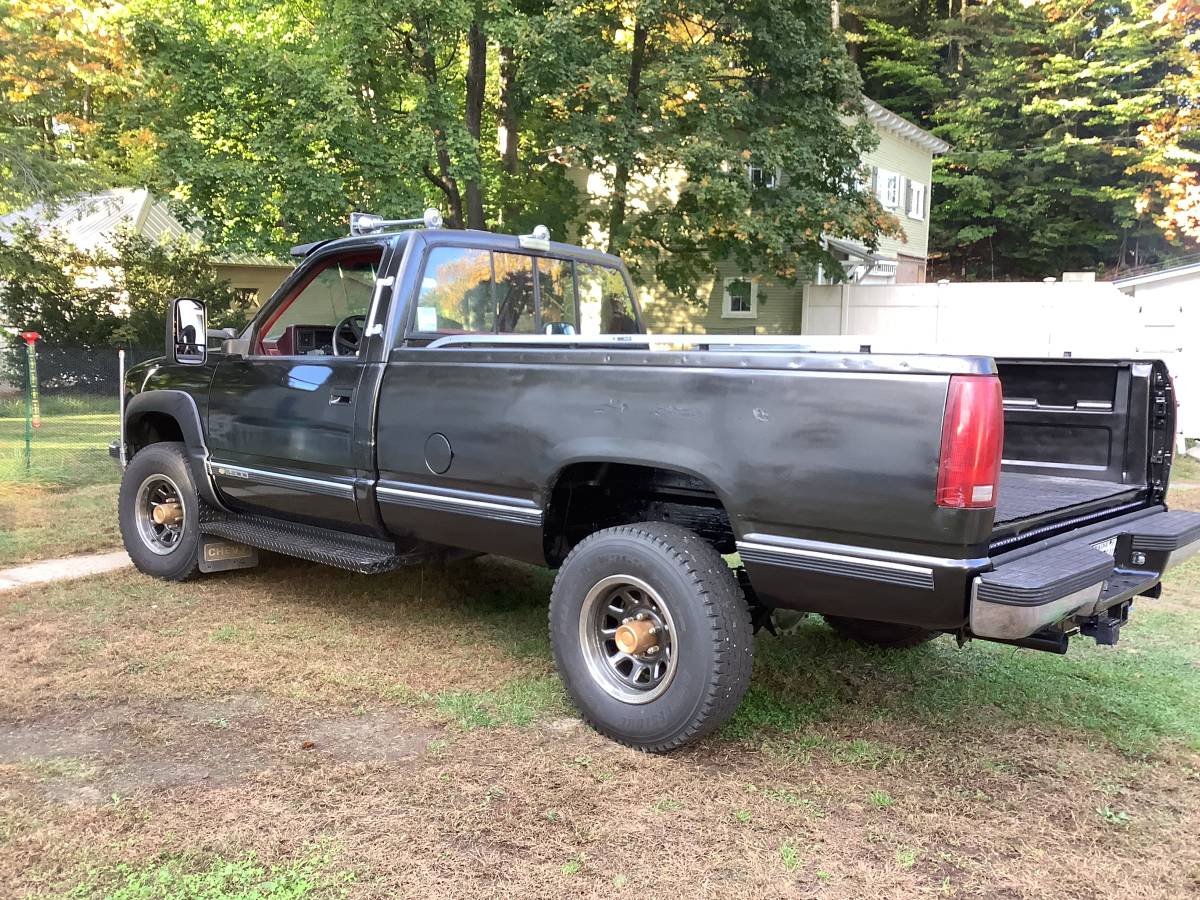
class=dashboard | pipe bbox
[262,325,335,356]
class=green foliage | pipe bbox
[66,850,351,900]
[3,1,882,293]
[552,1,889,294]
[847,0,1200,278]
[0,223,251,346]
[0,1,135,212]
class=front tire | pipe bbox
[118,442,201,581]
[823,615,937,649]
[549,522,753,752]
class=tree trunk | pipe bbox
[606,21,649,256]
[464,20,487,230]
[499,45,520,176]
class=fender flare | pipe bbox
[124,391,227,510]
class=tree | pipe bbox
[847,0,1200,279]
[549,0,890,295]
[0,0,135,212]
[1129,0,1200,248]
[0,223,250,347]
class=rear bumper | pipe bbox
[970,508,1200,640]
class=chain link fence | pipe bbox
[0,342,161,486]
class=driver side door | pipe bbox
[207,244,389,527]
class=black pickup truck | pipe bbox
[114,212,1200,751]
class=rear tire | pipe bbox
[118,442,201,582]
[549,522,753,752]
[824,615,937,649]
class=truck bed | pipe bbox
[995,472,1140,526]
[991,359,1168,542]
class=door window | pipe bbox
[415,246,494,333]
[255,250,382,356]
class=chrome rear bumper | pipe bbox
[970,509,1200,640]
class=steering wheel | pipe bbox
[333,314,366,356]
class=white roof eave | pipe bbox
[862,97,951,155]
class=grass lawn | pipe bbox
[3,497,1200,897]
[0,394,120,566]
[0,400,119,486]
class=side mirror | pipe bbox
[168,297,207,365]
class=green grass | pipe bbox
[0,400,120,486]
[0,393,119,418]
[65,851,352,900]
[728,562,1200,755]
[1172,452,1200,482]
[431,676,567,728]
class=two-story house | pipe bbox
[619,98,950,335]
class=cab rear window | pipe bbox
[414,247,635,336]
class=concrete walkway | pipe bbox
[0,550,131,593]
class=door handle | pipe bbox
[329,389,355,405]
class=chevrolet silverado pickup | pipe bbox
[113,212,1200,751]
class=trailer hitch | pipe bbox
[1078,601,1132,647]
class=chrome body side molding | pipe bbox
[376,480,543,526]
[207,462,356,500]
[735,534,984,592]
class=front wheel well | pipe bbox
[543,462,736,567]
[127,410,185,455]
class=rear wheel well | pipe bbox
[543,462,736,567]
[127,411,185,455]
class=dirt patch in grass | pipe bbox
[2,553,1199,897]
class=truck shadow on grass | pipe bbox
[229,550,1200,760]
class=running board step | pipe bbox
[199,510,424,574]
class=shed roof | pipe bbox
[0,188,188,251]
[1113,258,1200,290]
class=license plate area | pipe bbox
[1090,536,1118,558]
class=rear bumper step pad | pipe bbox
[971,509,1200,640]
[1129,510,1200,565]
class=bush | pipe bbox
[0,222,253,349]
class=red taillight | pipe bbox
[936,375,1004,509]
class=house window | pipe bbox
[747,165,778,189]
[722,277,757,318]
[876,169,902,209]
[907,180,926,220]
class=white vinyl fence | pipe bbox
[802,281,1196,444]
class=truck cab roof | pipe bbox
[291,227,626,270]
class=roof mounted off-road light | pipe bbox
[349,208,445,236]
[519,224,551,251]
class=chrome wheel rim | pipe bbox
[134,474,186,556]
[578,574,678,704]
